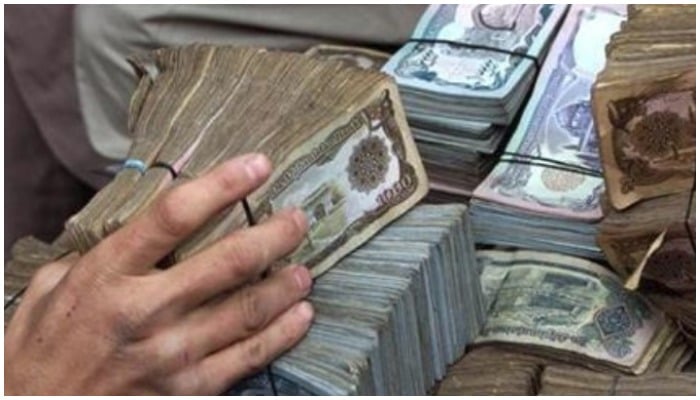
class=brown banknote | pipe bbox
[593,5,696,210]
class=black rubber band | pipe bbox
[242,197,279,396]
[685,178,695,253]
[406,37,541,74]
[500,151,602,177]
[151,161,178,179]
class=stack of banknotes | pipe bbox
[476,249,680,375]
[593,4,695,211]
[384,5,568,196]
[65,44,428,278]
[471,5,628,259]
[227,204,486,395]
[593,4,696,345]
[539,365,696,395]
[434,247,694,396]
[435,344,694,396]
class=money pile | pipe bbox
[65,44,428,277]
[477,249,679,375]
[593,4,696,211]
[593,4,696,344]
[435,343,695,396]
[539,365,696,395]
[383,5,568,196]
[598,191,695,279]
[228,204,486,395]
[471,5,628,259]
[304,44,390,71]
[434,346,543,395]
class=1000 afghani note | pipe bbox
[383,4,566,100]
[473,5,627,220]
[476,249,675,374]
[253,86,427,276]
[594,70,696,210]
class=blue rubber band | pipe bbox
[122,159,146,174]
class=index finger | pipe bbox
[84,153,272,275]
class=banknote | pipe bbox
[249,87,429,276]
[594,70,696,210]
[305,44,390,70]
[474,5,627,220]
[476,249,675,374]
[384,4,566,100]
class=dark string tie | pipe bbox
[684,177,696,252]
[150,161,178,179]
[405,38,541,74]
[242,198,279,396]
[500,151,603,177]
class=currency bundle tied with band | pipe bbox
[66,44,429,277]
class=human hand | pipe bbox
[4,154,314,395]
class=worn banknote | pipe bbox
[248,88,429,276]
[474,5,627,220]
[476,249,675,374]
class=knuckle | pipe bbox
[107,299,145,341]
[277,215,304,242]
[153,189,192,238]
[242,338,268,373]
[240,289,266,334]
[222,236,258,273]
[111,310,139,340]
[283,320,303,346]
[29,264,56,288]
[28,262,66,295]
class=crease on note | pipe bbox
[624,229,667,290]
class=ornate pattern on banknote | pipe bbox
[255,91,420,268]
[394,5,553,90]
[607,90,696,194]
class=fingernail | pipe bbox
[293,266,311,293]
[244,154,271,180]
[296,301,314,321]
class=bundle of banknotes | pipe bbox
[471,5,628,259]
[593,4,696,211]
[538,365,695,396]
[593,4,696,345]
[600,192,696,344]
[433,246,695,396]
[476,249,680,375]
[227,204,486,395]
[384,5,568,196]
[65,44,428,277]
[435,344,694,396]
